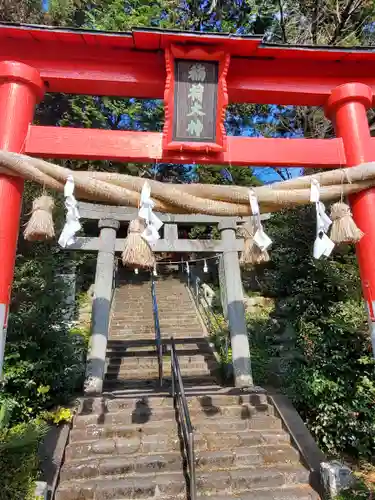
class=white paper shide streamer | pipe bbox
[58,175,81,248]
[310,179,334,259]
[138,182,163,245]
[249,189,272,251]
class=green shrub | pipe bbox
[2,247,86,423]
[334,480,375,500]
[249,208,375,460]
[287,300,375,458]
[246,309,275,385]
[0,400,47,500]
[40,406,73,425]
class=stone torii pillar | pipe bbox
[219,220,253,387]
[84,218,120,394]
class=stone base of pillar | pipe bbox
[84,374,103,395]
[234,373,254,388]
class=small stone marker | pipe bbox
[34,481,48,499]
[321,461,354,498]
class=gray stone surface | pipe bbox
[68,236,245,252]
[219,221,253,388]
[321,461,354,498]
[34,481,48,499]
[78,202,270,224]
[84,218,119,394]
[38,423,70,499]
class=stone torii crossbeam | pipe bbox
[72,202,269,392]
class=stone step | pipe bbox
[73,417,281,443]
[113,304,194,311]
[78,396,173,415]
[105,354,214,366]
[103,378,221,391]
[106,347,213,357]
[78,393,268,415]
[105,365,214,376]
[108,338,207,345]
[85,487,320,500]
[111,314,197,321]
[107,358,218,378]
[111,311,199,319]
[193,414,282,431]
[115,287,188,294]
[111,311,199,318]
[102,383,224,398]
[73,407,176,428]
[61,444,299,482]
[104,368,216,381]
[65,434,181,460]
[76,403,273,427]
[109,327,203,335]
[195,465,310,494]
[108,335,205,342]
[107,339,211,348]
[115,288,188,295]
[197,485,320,500]
[194,430,290,451]
[70,421,289,447]
[60,452,183,481]
[114,303,192,308]
[110,325,203,333]
[74,403,271,429]
[195,444,299,468]
[109,327,202,335]
[106,345,214,356]
[70,420,178,443]
[55,471,186,500]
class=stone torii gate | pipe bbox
[72,202,269,392]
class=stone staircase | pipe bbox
[55,273,321,500]
[105,273,220,391]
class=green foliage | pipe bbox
[40,406,73,425]
[334,479,375,500]
[195,165,261,187]
[249,209,375,460]
[85,0,174,30]
[70,324,91,348]
[3,246,86,423]
[246,308,274,384]
[0,400,47,500]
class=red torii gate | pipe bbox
[0,23,375,352]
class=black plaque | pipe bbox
[173,59,218,143]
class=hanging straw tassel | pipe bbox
[329,202,364,244]
[121,218,156,269]
[24,195,55,241]
[236,223,270,267]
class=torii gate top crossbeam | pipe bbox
[2,23,375,106]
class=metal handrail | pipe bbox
[151,278,163,387]
[111,257,118,305]
[187,270,230,359]
[170,337,196,500]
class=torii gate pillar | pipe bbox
[326,83,375,354]
[219,220,253,388]
[0,61,44,377]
